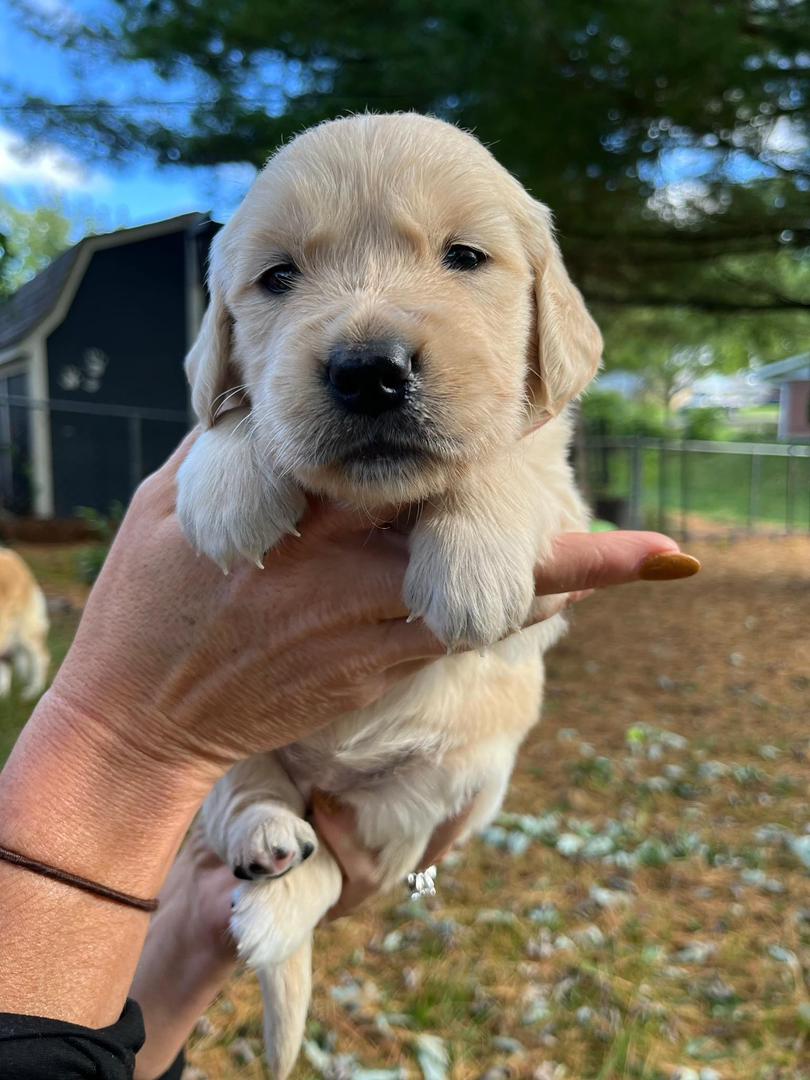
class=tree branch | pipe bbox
[589,294,810,314]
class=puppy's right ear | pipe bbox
[186,234,239,427]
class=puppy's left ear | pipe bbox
[523,200,602,418]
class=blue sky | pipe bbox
[0,0,256,237]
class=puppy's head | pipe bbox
[187,113,601,503]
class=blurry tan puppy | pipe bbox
[0,548,49,700]
[177,113,602,1077]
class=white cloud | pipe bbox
[23,0,79,27]
[764,116,808,156]
[646,179,731,226]
[0,127,108,192]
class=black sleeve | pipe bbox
[0,999,185,1080]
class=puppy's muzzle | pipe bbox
[327,340,416,417]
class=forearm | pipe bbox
[0,691,214,1027]
[130,835,236,1079]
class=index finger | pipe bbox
[537,531,700,595]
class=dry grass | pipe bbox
[188,538,810,1080]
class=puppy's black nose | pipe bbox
[327,341,414,416]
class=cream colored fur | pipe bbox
[0,548,49,700]
[177,113,602,1077]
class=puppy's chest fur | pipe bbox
[277,623,562,801]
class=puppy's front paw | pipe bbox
[177,412,306,570]
[404,519,535,651]
[227,805,317,881]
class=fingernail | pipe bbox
[639,552,701,581]
[312,789,343,815]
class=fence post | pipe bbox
[128,415,143,494]
[786,447,795,535]
[630,439,643,528]
[748,450,762,536]
[658,439,666,533]
[680,440,689,542]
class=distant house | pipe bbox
[0,213,218,517]
[683,372,775,412]
[755,353,810,440]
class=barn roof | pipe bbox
[0,213,212,355]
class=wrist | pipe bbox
[0,689,218,898]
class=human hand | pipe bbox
[534,529,699,612]
[46,429,697,805]
[312,791,474,919]
[131,512,701,1068]
[45,432,447,797]
[1,433,699,1030]
[130,807,474,1079]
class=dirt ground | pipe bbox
[174,537,808,1080]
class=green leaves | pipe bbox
[0,200,70,298]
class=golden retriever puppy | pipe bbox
[0,548,49,700]
[177,112,602,1077]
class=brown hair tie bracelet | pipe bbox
[0,843,159,913]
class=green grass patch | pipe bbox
[406,975,475,1029]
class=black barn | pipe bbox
[0,214,218,517]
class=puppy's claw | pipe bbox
[211,551,232,574]
[235,545,266,569]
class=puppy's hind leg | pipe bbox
[259,936,312,1080]
[230,846,340,1075]
[18,636,49,700]
[231,843,342,967]
[203,752,318,881]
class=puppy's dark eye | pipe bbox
[258,263,300,294]
[443,244,488,272]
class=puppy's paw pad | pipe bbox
[229,810,317,881]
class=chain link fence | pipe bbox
[2,395,808,538]
[0,393,189,519]
[579,436,810,540]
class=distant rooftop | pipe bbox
[0,213,211,354]
[755,353,810,383]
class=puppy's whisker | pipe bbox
[212,384,250,419]
[230,412,255,439]
[211,383,247,409]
